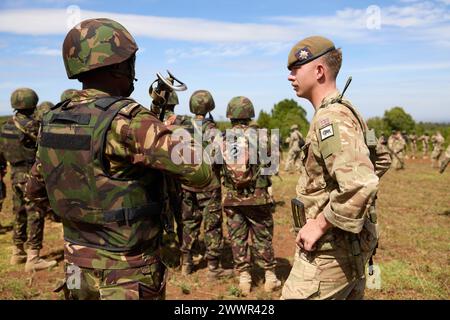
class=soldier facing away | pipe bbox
[25,18,212,300]
[284,124,304,172]
[220,96,281,296]
[418,132,430,158]
[0,88,57,272]
[430,131,445,169]
[179,90,232,280]
[388,130,406,170]
[281,36,391,300]
[408,131,418,159]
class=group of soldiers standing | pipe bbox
[377,130,449,172]
[0,18,281,299]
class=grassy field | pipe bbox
[0,157,448,300]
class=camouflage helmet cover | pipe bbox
[167,91,179,106]
[61,89,78,101]
[35,101,54,120]
[10,88,39,110]
[189,90,215,115]
[63,18,138,79]
[291,124,298,130]
[287,36,336,70]
[226,96,255,119]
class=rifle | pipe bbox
[148,70,187,121]
[385,143,405,167]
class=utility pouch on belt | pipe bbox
[291,198,306,233]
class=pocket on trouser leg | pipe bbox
[281,248,319,300]
[100,264,167,300]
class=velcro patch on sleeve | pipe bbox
[319,125,334,141]
[318,123,341,159]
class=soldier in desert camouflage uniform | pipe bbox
[408,131,418,159]
[284,124,304,172]
[25,18,212,300]
[0,88,57,272]
[418,133,430,158]
[431,131,445,169]
[439,145,450,174]
[179,90,232,280]
[220,96,281,296]
[281,36,391,300]
[388,130,406,170]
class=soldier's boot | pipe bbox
[10,245,27,265]
[264,269,281,293]
[181,253,193,276]
[24,249,57,272]
[206,259,234,280]
[238,271,252,297]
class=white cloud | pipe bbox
[0,1,448,47]
[24,46,60,56]
[349,61,450,73]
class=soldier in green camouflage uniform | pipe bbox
[25,18,212,300]
[220,96,280,296]
[0,150,6,234]
[282,36,391,300]
[180,90,232,280]
[0,88,57,272]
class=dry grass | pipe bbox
[0,157,448,299]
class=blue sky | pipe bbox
[1,0,450,122]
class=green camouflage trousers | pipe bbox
[11,166,44,250]
[62,262,167,300]
[224,204,276,272]
[181,189,223,261]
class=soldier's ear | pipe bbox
[315,62,326,81]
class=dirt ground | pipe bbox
[0,156,449,300]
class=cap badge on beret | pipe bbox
[295,47,312,61]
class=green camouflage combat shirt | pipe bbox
[26,89,212,269]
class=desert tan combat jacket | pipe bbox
[296,91,380,234]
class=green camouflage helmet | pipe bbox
[10,88,39,110]
[35,101,54,121]
[226,96,255,119]
[61,89,78,101]
[167,91,179,106]
[291,124,298,130]
[189,90,215,115]
[63,18,138,79]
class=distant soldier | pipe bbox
[25,18,212,300]
[388,130,406,170]
[378,132,387,146]
[431,131,445,168]
[0,88,57,272]
[34,101,54,124]
[180,90,232,280]
[402,131,409,159]
[408,131,418,159]
[418,132,430,158]
[220,96,280,296]
[439,145,450,174]
[284,124,304,172]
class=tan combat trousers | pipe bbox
[281,219,378,300]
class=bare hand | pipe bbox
[296,213,332,252]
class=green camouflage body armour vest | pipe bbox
[0,118,36,167]
[39,97,163,252]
